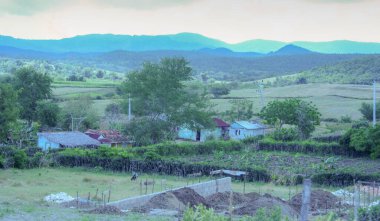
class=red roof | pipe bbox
[85,129,128,143]
[213,118,229,127]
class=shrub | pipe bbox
[0,155,4,168]
[13,149,27,169]
[271,128,299,142]
[340,125,380,158]
[340,115,352,123]
[241,135,264,144]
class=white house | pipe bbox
[177,118,230,142]
[229,121,265,140]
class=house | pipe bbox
[229,121,266,140]
[177,118,230,142]
[85,129,129,147]
[37,132,100,151]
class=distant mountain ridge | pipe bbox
[1,33,380,54]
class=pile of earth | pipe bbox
[61,199,94,209]
[87,205,124,215]
[206,192,299,218]
[289,189,340,212]
[134,188,299,218]
[133,187,208,213]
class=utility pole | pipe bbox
[374,80,377,127]
[128,94,131,121]
[257,81,265,109]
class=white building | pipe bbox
[229,121,265,140]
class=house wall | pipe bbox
[37,136,60,151]
[229,123,265,140]
[177,128,222,142]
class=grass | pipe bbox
[214,83,380,120]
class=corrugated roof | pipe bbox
[213,118,230,127]
[38,132,100,147]
[234,121,265,130]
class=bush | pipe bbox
[13,149,27,169]
[271,128,299,141]
[340,125,380,158]
[241,135,264,144]
[340,115,352,123]
[0,155,4,168]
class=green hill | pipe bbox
[300,55,380,84]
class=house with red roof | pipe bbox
[85,129,129,147]
[177,118,230,142]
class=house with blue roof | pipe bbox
[229,121,266,140]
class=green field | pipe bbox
[52,82,379,126]
[213,83,380,120]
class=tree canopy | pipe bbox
[260,99,320,139]
[12,68,52,124]
[0,84,19,141]
[121,58,214,145]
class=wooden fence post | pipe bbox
[300,179,311,221]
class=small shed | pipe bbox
[37,132,100,151]
[229,121,265,140]
[177,118,230,142]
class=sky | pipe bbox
[0,0,379,43]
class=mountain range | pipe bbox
[1,33,380,54]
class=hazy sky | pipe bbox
[0,0,379,43]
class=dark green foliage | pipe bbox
[36,101,60,128]
[340,115,352,123]
[12,68,52,124]
[13,149,27,169]
[301,55,380,84]
[340,126,380,158]
[271,128,299,142]
[209,84,230,98]
[121,58,214,145]
[67,75,84,81]
[359,102,380,122]
[0,83,19,141]
[125,117,173,146]
[61,96,99,131]
[260,99,320,139]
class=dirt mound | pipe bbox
[172,187,209,208]
[206,192,260,211]
[289,189,339,212]
[233,194,299,218]
[133,192,185,213]
[61,199,94,209]
[87,205,124,215]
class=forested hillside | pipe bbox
[300,55,380,84]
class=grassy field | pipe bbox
[0,167,317,221]
[214,83,380,120]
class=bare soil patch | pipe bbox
[289,189,339,212]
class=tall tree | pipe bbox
[0,84,19,141]
[121,58,214,145]
[12,68,52,124]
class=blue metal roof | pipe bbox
[233,121,264,130]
